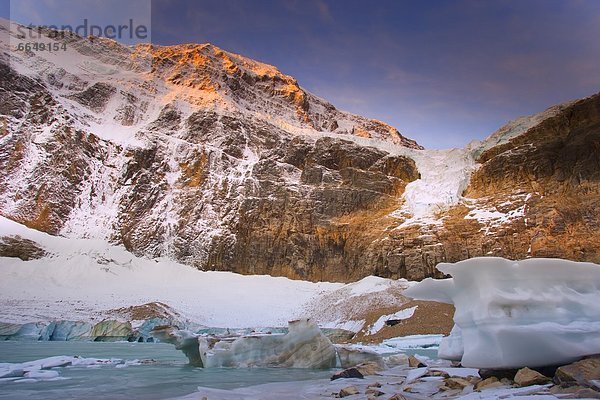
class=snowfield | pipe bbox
[0,216,403,329]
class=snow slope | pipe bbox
[0,217,407,329]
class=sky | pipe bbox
[2,0,600,149]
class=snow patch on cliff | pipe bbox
[393,148,476,227]
[366,306,418,335]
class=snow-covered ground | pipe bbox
[0,216,407,329]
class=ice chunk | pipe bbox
[0,367,25,379]
[405,257,600,368]
[0,322,22,339]
[24,370,59,379]
[0,355,125,383]
[437,325,463,361]
[406,367,429,383]
[152,319,337,368]
[150,327,204,366]
[335,346,385,369]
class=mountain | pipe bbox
[0,19,599,282]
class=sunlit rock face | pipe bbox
[405,257,600,368]
[152,319,338,368]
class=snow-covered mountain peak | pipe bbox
[472,98,579,157]
[1,20,422,149]
[142,41,294,81]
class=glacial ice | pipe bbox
[404,257,600,368]
[48,321,93,341]
[0,318,183,342]
[153,319,366,369]
[0,322,54,341]
[0,356,126,382]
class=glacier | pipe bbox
[404,257,600,368]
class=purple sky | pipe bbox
[3,0,600,148]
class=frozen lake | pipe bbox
[0,341,333,399]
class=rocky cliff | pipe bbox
[388,93,600,280]
[0,20,598,282]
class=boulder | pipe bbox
[555,356,600,388]
[479,368,518,380]
[0,235,47,260]
[365,387,385,397]
[331,367,363,380]
[339,386,360,397]
[475,377,504,391]
[355,361,383,376]
[443,377,472,390]
[408,355,426,368]
[514,367,550,387]
[387,395,407,400]
[323,328,355,343]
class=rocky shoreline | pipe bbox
[324,355,600,400]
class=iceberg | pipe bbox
[152,319,351,368]
[404,257,600,368]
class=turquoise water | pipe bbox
[0,341,333,400]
